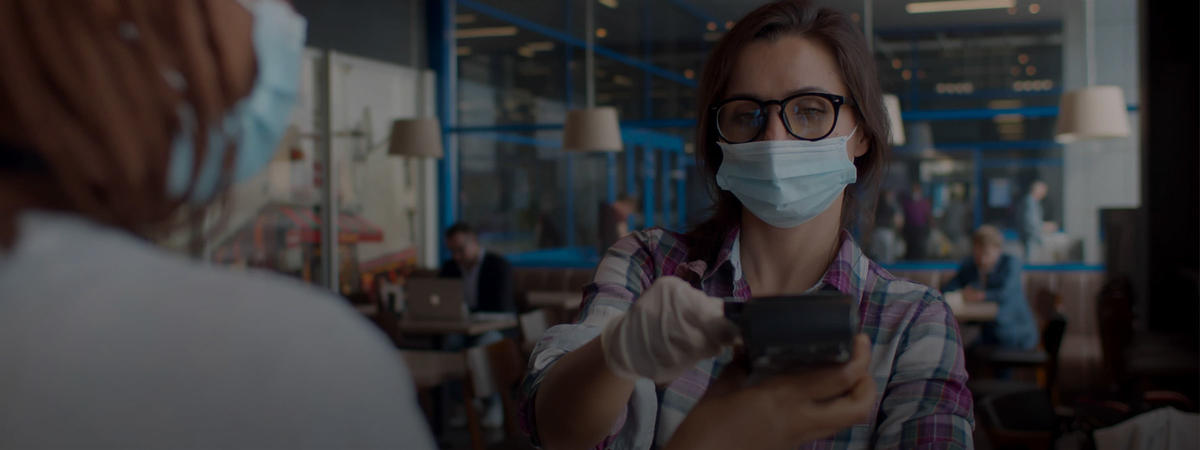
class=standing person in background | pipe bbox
[902,182,932,260]
[869,189,905,263]
[1019,180,1049,261]
[598,194,638,255]
[0,0,435,447]
[942,183,971,258]
[440,222,515,315]
[942,226,1039,350]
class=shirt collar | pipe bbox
[704,227,870,300]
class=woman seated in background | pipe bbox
[942,225,1040,350]
[522,1,973,449]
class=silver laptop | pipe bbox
[405,278,469,322]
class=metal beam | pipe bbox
[428,0,456,262]
[457,0,697,87]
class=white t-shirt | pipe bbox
[0,211,435,449]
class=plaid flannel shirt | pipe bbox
[520,227,974,449]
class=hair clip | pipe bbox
[118,22,139,41]
[161,68,188,92]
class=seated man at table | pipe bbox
[438,223,516,428]
[439,222,516,315]
[942,225,1039,350]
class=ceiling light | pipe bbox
[599,0,619,9]
[906,0,1015,14]
[1026,65,1037,76]
[988,99,1023,109]
[525,41,555,52]
[725,21,735,29]
[595,28,608,38]
[1029,3,1041,14]
[683,69,696,79]
[1018,53,1029,64]
[706,22,718,31]
[455,26,518,39]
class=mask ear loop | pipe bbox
[844,125,859,140]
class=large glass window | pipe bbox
[873,25,1070,263]
[454,0,704,267]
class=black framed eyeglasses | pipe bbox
[711,92,850,143]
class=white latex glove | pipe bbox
[600,276,739,383]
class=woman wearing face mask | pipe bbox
[523,1,973,449]
[0,1,436,447]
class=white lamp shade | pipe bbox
[1054,85,1130,143]
[883,93,905,146]
[563,107,623,152]
[388,118,444,158]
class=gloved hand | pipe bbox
[600,276,739,383]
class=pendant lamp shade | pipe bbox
[562,107,622,152]
[1054,85,1130,143]
[388,118,444,159]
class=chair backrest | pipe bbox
[1096,276,1134,380]
[1042,313,1068,392]
[1042,315,1068,359]
[465,339,526,437]
[519,309,549,348]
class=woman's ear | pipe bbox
[848,131,869,159]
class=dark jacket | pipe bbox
[942,254,1039,350]
[438,252,515,313]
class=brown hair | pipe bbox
[972,225,1004,249]
[685,0,891,262]
[0,0,252,248]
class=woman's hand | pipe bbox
[667,335,877,450]
[600,276,739,383]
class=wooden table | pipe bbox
[397,317,518,336]
[526,291,582,324]
[944,291,1000,322]
[527,290,582,310]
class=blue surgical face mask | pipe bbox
[715,128,858,228]
[166,0,306,201]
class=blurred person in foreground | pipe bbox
[524,1,972,448]
[0,2,878,448]
[0,0,436,447]
[942,225,1039,350]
